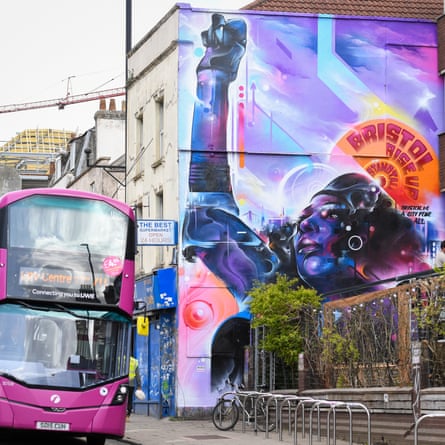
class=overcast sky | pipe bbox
[0,0,248,144]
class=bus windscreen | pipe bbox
[0,303,130,389]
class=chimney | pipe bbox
[109,99,116,111]
[99,99,106,110]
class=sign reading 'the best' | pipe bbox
[137,219,178,246]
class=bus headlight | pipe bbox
[111,385,128,405]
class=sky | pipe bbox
[0,0,248,145]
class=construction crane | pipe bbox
[0,87,126,114]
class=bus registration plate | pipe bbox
[36,421,70,431]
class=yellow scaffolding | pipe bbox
[0,128,74,175]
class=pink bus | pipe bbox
[0,188,135,445]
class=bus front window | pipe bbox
[0,304,130,389]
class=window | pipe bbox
[156,191,164,220]
[155,95,164,160]
[156,191,164,265]
[135,111,144,177]
[0,303,131,389]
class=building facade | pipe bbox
[126,4,444,416]
[50,98,126,202]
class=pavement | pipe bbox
[119,414,364,445]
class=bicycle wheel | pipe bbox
[212,399,239,431]
[255,399,276,432]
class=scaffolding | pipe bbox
[0,128,74,175]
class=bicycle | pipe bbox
[212,382,276,432]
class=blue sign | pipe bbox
[135,267,177,310]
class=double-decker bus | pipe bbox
[0,188,135,445]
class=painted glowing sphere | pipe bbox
[183,300,214,329]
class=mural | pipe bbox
[177,10,443,408]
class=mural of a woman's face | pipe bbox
[294,173,387,293]
[295,194,350,279]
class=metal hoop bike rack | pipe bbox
[277,395,299,440]
[292,398,319,445]
[277,395,311,440]
[307,400,370,445]
[253,392,274,435]
[264,394,288,438]
[309,400,345,445]
[238,391,268,433]
[414,412,445,445]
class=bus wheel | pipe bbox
[87,435,106,445]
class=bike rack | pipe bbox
[414,412,445,445]
[214,390,371,445]
[254,392,273,435]
[327,402,350,445]
[277,395,299,440]
[264,394,287,438]
[292,398,319,445]
[237,391,263,433]
[307,400,370,445]
[277,395,313,441]
[309,400,346,445]
[339,402,371,445]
